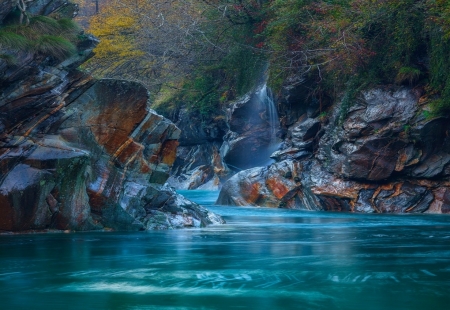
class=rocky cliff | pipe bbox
[217,85,450,214]
[0,1,223,232]
[167,83,281,190]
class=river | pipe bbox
[1,190,450,309]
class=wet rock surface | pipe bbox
[0,1,223,232]
[217,85,450,214]
[166,109,230,190]
[221,86,280,170]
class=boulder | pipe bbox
[216,160,320,210]
[166,107,230,190]
[0,1,223,232]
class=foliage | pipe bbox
[34,35,77,60]
[0,7,81,62]
[396,67,422,85]
[80,0,450,118]
[0,30,28,49]
[427,1,450,115]
[84,0,266,116]
[260,0,450,116]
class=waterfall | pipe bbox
[257,83,279,143]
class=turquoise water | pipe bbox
[1,190,450,309]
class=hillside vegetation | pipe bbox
[82,0,450,117]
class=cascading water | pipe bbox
[221,78,282,170]
[257,83,279,144]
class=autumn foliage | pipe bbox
[80,0,450,116]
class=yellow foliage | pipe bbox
[82,0,207,93]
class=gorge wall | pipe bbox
[167,82,281,190]
[217,84,450,214]
[0,0,223,232]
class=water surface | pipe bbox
[1,190,450,309]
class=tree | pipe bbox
[84,0,265,116]
[15,0,35,25]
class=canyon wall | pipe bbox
[217,85,450,214]
[0,1,223,232]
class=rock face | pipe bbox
[221,85,280,171]
[0,1,223,232]
[166,109,230,190]
[167,82,282,190]
[217,85,450,214]
[0,1,16,22]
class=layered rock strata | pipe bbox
[166,109,229,190]
[167,83,281,189]
[0,1,223,232]
[217,86,450,214]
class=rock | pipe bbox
[167,142,228,190]
[216,160,320,210]
[0,0,16,23]
[218,157,449,214]
[318,87,422,181]
[278,78,331,126]
[220,85,280,170]
[270,147,310,161]
[408,118,450,178]
[289,116,321,148]
[28,0,78,18]
[0,1,223,232]
[165,108,230,190]
[0,164,55,230]
[217,86,450,214]
[174,109,227,146]
[0,77,223,231]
